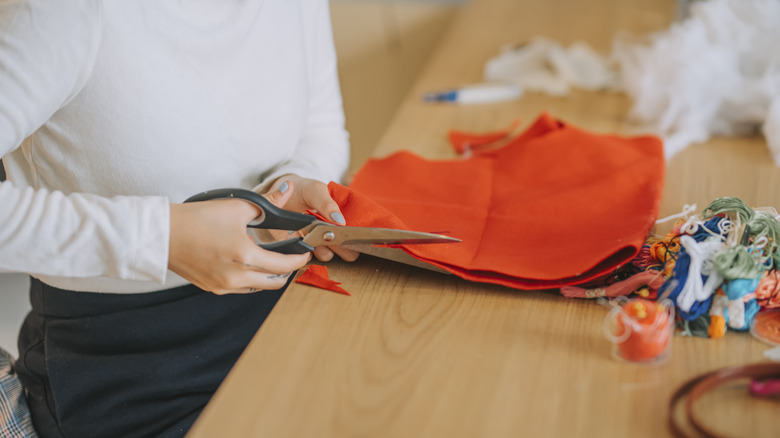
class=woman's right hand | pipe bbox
[167,187,311,294]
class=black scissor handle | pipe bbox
[258,238,316,254]
[184,188,315,231]
[184,188,318,254]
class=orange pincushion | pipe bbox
[609,299,674,363]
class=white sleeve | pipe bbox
[0,0,170,283]
[0,184,170,281]
[257,0,350,190]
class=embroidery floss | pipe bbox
[722,277,761,331]
[702,197,754,225]
[594,197,780,343]
[708,291,729,339]
[632,240,661,270]
[713,245,764,280]
[560,270,665,299]
[675,235,725,312]
[756,269,780,308]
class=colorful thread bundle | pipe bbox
[594,197,780,341]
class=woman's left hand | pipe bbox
[265,174,360,262]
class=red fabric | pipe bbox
[447,118,521,154]
[295,265,351,296]
[329,113,665,290]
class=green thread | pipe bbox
[702,197,754,224]
[746,210,780,269]
[713,246,764,280]
[703,198,780,272]
[677,314,710,338]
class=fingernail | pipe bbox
[278,181,289,194]
[330,212,346,225]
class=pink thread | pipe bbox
[561,270,666,299]
[632,245,659,270]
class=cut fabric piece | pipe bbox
[448,118,521,154]
[295,265,351,296]
[330,112,664,290]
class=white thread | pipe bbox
[676,235,725,312]
[726,214,742,247]
[717,218,735,237]
[753,235,769,250]
[727,298,746,329]
[710,293,728,317]
[679,216,701,235]
[655,203,698,225]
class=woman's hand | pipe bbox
[168,186,311,294]
[266,175,359,262]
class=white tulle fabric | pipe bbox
[483,0,780,163]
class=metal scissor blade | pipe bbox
[343,245,452,274]
[302,225,460,248]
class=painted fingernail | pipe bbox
[278,181,289,194]
[330,212,346,225]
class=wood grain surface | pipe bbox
[187,0,778,437]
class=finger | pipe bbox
[262,179,294,208]
[313,245,334,262]
[330,245,360,262]
[235,240,312,275]
[213,270,296,295]
[302,181,346,225]
[218,198,264,224]
[242,270,296,291]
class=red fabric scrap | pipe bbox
[295,265,351,296]
[328,112,665,290]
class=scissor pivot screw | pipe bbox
[323,231,336,242]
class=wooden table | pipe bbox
[188,0,778,436]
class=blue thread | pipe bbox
[662,217,724,321]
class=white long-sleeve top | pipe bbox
[0,0,349,293]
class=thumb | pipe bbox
[262,179,294,208]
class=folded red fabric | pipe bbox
[295,265,351,296]
[330,113,664,290]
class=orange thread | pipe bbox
[708,314,726,338]
[650,232,682,278]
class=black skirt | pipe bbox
[15,277,289,438]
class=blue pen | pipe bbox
[422,82,522,105]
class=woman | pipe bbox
[0,0,356,436]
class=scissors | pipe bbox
[184,188,460,260]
